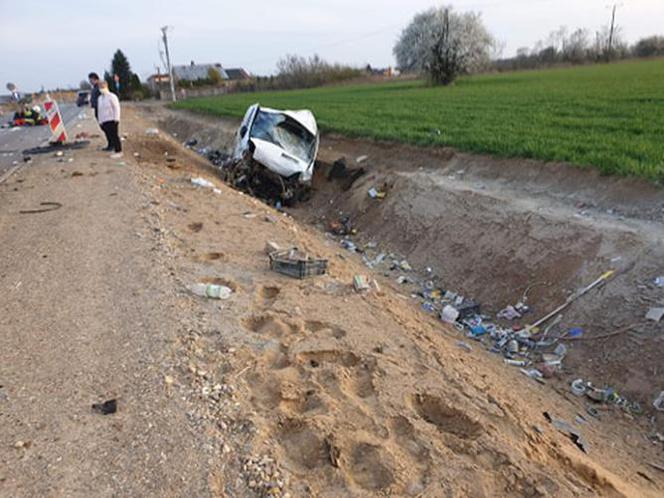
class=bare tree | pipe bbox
[394,6,494,85]
[547,26,568,54]
[516,47,530,59]
[564,28,590,63]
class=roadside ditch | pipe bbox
[139,103,664,423]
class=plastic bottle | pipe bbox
[190,283,232,299]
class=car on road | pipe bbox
[76,91,90,107]
[225,103,320,204]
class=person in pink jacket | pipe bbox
[97,81,123,158]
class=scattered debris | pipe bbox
[269,249,327,279]
[562,323,635,342]
[397,260,413,272]
[521,368,544,379]
[145,128,159,136]
[265,241,281,255]
[528,270,615,330]
[568,327,584,338]
[22,141,90,155]
[543,411,588,453]
[356,155,369,163]
[497,305,522,320]
[340,239,357,252]
[456,300,480,320]
[368,187,386,199]
[498,302,529,320]
[571,379,587,396]
[456,341,473,352]
[653,391,664,412]
[199,148,230,167]
[441,305,460,324]
[421,302,435,313]
[19,202,62,214]
[322,211,646,417]
[645,307,664,322]
[655,276,664,288]
[328,158,349,180]
[91,399,117,415]
[328,215,354,236]
[570,378,641,413]
[191,177,216,189]
[353,275,371,292]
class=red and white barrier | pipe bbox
[43,98,68,143]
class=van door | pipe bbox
[233,104,259,159]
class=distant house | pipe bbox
[365,65,399,77]
[173,61,224,82]
[146,73,171,90]
[223,68,252,81]
[170,61,252,84]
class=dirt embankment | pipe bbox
[127,103,664,497]
[4,102,663,497]
[147,104,664,416]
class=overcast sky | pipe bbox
[1,0,662,92]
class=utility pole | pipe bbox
[606,3,622,61]
[160,26,176,102]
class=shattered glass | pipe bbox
[250,111,317,164]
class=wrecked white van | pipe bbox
[227,103,319,203]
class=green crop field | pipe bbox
[173,59,664,182]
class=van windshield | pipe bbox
[250,110,316,164]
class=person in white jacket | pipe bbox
[97,81,123,158]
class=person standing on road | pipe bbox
[88,72,101,119]
[97,81,123,158]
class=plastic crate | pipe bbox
[269,249,328,279]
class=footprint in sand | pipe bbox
[304,320,347,339]
[257,285,280,307]
[195,251,226,262]
[243,314,299,338]
[411,393,482,440]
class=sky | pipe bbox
[1,0,662,92]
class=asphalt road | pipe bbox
[0,103,84,178]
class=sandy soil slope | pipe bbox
[1,104,662,497]
[146,104,664,423]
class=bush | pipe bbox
[633,36,664,58]
[275,54,362,90]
